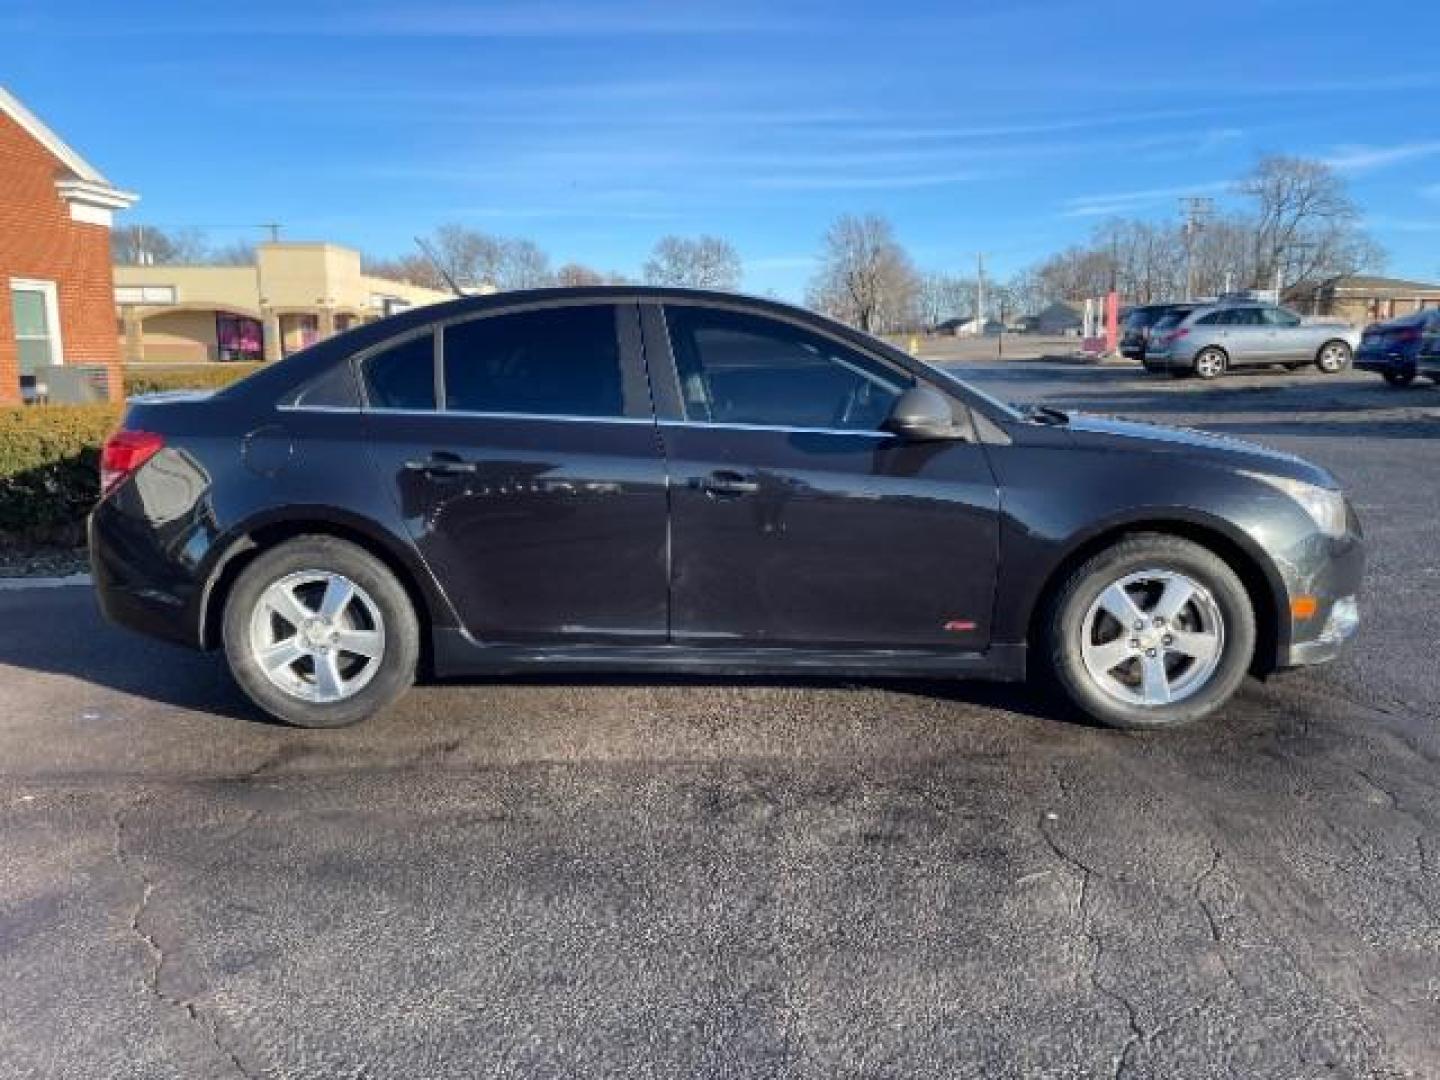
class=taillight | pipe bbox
[100,430,165,495]
[1170,327,1190,341]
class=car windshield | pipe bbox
[1152,311,1188,331]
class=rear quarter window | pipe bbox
[362,332,437,410]
[284,361,360,409]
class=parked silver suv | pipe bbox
[1144,303,1359,380]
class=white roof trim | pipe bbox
[0,84,133,192]
[55,178,138,210]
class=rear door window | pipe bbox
[441,304,626,418]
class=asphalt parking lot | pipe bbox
[3,362,1439,1079]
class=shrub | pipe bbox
[123,362,261,396]
[0,404,123,546]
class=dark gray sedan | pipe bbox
[89,287,1364,731]
[1145,302,1360,379]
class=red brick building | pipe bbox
[0,87,136,405]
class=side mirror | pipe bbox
[881,386,965,441]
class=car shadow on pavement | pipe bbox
[434,671,1081,728]
[0,588,272,724]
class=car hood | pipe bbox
[1060,412,1336,487]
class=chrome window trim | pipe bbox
[277,404,655,425]
[658,419,895,439]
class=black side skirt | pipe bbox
[431,629,1026,683]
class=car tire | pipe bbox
[1041,533,1256,731]
[1193,348,1227,380]
[222,536,419,728]
[1383,369,1416,387]
[1315,340,1352,374]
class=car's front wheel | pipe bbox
[222,536,419,727]
[1383,368,1416,387]
[1043,533,1256,730]
[1316,340,1352,374]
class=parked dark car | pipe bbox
[1355,309,1440,387]
[1417,319,1440,384]
[90,287,1363,731]
[1120,303,1195,364]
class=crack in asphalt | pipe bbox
[1035,802,1144,1080]
[1353,765,1437,889]
[110,800,257,1080]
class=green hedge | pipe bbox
[0,404,122,546]
[123,363,262,396]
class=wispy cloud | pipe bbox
[1324,140,1440,172]
[45,2,809,38]
[1061,180,1234,218]
[748,170,985,192]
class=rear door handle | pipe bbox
[403,452,476,477]
[697,469,760,496]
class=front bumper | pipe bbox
[1272,503,1365,670]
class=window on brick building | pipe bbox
[10,279,63,377]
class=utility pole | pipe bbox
[1179,196,1213,300]
[976,252,986,335]
[257,222,283,243]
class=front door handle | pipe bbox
[403,452,476,477]
[697,469,760,496]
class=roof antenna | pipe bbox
[414,236,464,297]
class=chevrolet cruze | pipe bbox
[90,287,1363,729]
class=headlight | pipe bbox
[1248,474,1349,537]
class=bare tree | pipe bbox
[1239,155,1382,290]
[364,253,450,290]
[111,224,209,265]
[643,235,742,290]
[916,271,975,327]
[807,214,920,332]
[499,238,553,289]
[554,262,607,286]
[209,240,257,267]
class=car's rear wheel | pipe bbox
[1316,340,1352,374]
[1193,348,1227,380]
[1383,368,1416,387]
[1043,533,1256,730]
[222,536,419,727]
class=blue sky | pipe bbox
[5,0,1440,298]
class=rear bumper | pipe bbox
[88,495,208,650]
[1354,347,1415,374]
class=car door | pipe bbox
[1261,305,1308,361]
[645,301,1001,652]
[359,301,669,644]
[1218,307,1272,365]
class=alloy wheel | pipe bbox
[1195,350,1225,379]
[248,571,386,703]
[1318,343,1350,372]
[1079,569,1225,708]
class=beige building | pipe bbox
[1286,274,1440,324]
[115,242,452,363]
